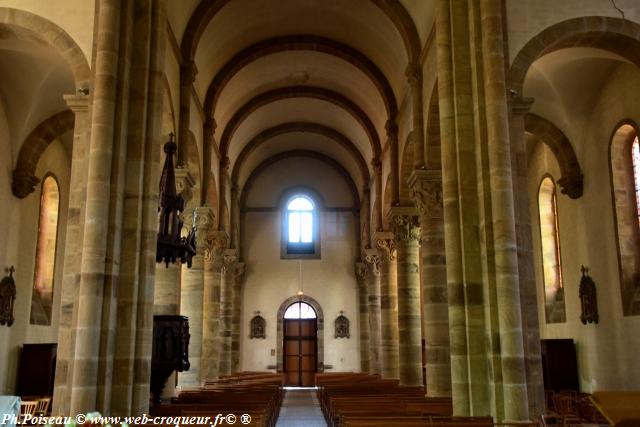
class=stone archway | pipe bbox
[276,294,324,373]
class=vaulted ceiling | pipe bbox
[172,0,435,201]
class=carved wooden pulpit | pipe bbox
[151,315,190,404]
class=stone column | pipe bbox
[179,206,215,387]
[436,0,490,415]
[231,261,246,373]
[409,170,451,397]
[364,250,382,375]
[177,60,197,166]
[52,94,90,416]
[218,157,230,230]
[510,97,545,416]
[480,0,528,419]
[218,250,240,376]
[69,0,122,414]
[375,231,399,379]
[407,63,425,169]
[201,231,228,380]
[390,208,422,386]
[355,262,370,372]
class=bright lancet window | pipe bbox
[632,137,640,223]
[287,196,314,243]
[284,301,317,319]
[30,175,60,325]
[538,177,565,323]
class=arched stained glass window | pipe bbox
[538,176,566,323]
[632,137,640,224]
[30,175,60,325]
[284,301,317,319]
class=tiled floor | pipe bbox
[275,388,327,427]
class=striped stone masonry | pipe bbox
[364,250,382,375]
[375,231,399,379]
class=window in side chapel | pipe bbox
[538,176,566,323]
[30,175,60,326]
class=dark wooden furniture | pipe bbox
[16,343,57,397]
[151,315,190,404]
[541,338,579,392]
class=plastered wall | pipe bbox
[528,62,640,392]
[0,138,69,394]
[240,156,361,373]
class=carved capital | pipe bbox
[408,170,443,219]
[374,231,397,262]
[222,249,238,275]
[405,62,422,87]
[12,170,40,199]
[205,231,228,263]
[364,250,381,276]
[175,168,196,203]
[558,172,583,199]
[63,93,90,113]
[180,60,198,86]
[389,207,420,244]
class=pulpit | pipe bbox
[151,315,190,404]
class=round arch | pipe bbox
[0,7,91,88]
[524,113,583,199]
[219,85,381,159]
[231,122,370,189]
[509,16,640,95]
[240,150,361,210]
[204,34,398,121]
[276,294,324,372]
[180,0,420,64]
[12,110,75,198]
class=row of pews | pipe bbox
[151,372,284,427]
[316,373,539,427]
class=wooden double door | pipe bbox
[283,318,317,386]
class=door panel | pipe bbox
[283,316,317,386]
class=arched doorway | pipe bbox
[277,295,324,386]
[283,301,317,386]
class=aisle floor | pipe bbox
[275,388,327,427]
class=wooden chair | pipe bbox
[35,397,51,416]
[19,400,38,419]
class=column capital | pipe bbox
[205,230,228,264]
[180,60,198,86]
[509,95,534,115]
[389,207,421,244]
[175,167,196,203]
[363,249,381,276]
[408,169,443,220]
[63,93,90,113]
[558,172,584,199]
[374,231,397,262]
